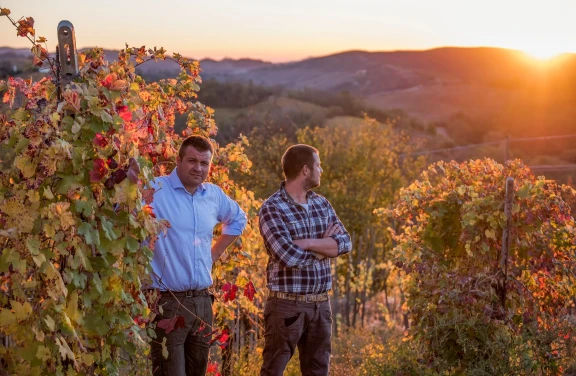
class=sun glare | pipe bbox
[522,46,565,61]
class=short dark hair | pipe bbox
[281,144,319,181]
[179,135,213,159]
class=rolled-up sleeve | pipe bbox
[217,189,247,236]
[326,200,352,256]
[259,204,317,269]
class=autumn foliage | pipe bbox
[2,7,576,376]
[0,8,262,375]
[379,159,576,374]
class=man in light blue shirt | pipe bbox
[149,135,247,376]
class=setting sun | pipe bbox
[524,48,564,60]
[517,42,570,61]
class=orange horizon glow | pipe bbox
[524,50,563,61]
[0,0,575,63]
[511,43,573,61]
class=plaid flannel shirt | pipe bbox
[259,182,352,294]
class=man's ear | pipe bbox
[176,155,181,165]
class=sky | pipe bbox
[1,0,575,62]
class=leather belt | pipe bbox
[161,288,210,298]
[269,291,329,302]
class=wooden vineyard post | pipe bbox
[56,20,78,98]
[499,177,514,309]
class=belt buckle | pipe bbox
[185,290,193,298]
[305,294,313,303]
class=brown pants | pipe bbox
[150,293,213,376]
[260,297,332,376]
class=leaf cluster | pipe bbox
[379,158,576,375]
[0,8,265,374]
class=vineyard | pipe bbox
[1,8,575,376]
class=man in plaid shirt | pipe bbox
[259,144,352,376]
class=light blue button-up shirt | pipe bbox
[149,168,247,291]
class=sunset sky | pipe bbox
[1,0,575,62]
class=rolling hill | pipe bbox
[2,46,575,141]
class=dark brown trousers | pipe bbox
[150,293,213,376]
[260,297,332,376]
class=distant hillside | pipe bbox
[243,48,576,94]
[0,47,271,79]
[219,48,576,138]
[2,46,575,139]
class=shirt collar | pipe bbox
[169,168,206,194]
[279,181,316,204]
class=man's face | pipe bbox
[304,152,323,189]
[176,145,212,192]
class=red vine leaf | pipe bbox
[218,329,229,349]
[206,362,218,374]
[208,329,230,349]
[141,187,155,204]
[100,73,116,88]
[133,315,148,326]
[106,157,118,169]
[89,158,108,182]
[157,316,186,334]
[31,44,48,60]
[222,282,238,303]
[243,281,256,301]
[126,158,140,184]
[194,322,206,335]
[93,134,108,148]
[143,205,156,218]
[112,168,127,184]
[16,17,35,37]
[116,105,132,122]
[32,56,43,67]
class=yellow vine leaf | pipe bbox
[32,253,46,268]
[0,309,17,327]
[32,326,45,342]
[14,155,37,179]
[45,202,76,231]
[55,336,76,365]
[36,346,51,362]
[26,190,40,203]
[44,315,56,332]
[43,186,54,199]
[44,262,69,299]
[64,292,80,323]
[0,198,35,233]
[11,300,32,321]
[485,229,496,240]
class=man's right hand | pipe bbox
[312,223,342,259]
[293,223,343,259]
[322,223,342,238]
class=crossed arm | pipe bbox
[293,223,342,258]
[260,202,351,268]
